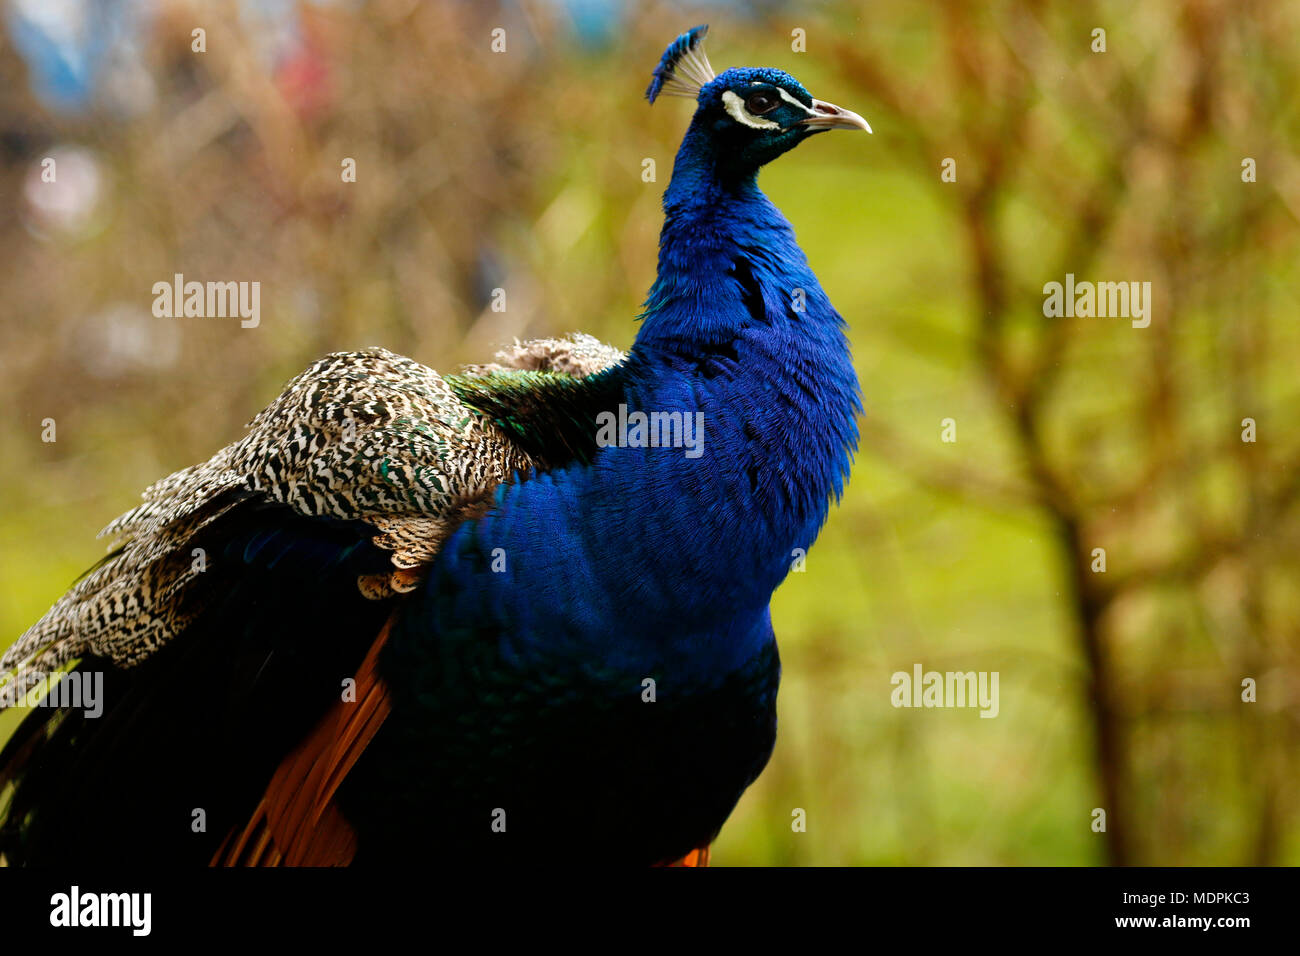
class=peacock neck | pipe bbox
[636,121,780,350]
[588,132,862,646]
[426,132,860,681]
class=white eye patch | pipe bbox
[721,90,781,129]
[721,88,818,130]
[775,87,817,115]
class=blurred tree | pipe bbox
[826,0,1300,864]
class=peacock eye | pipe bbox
[745,91,779,115]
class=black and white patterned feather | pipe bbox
[0,334,623,706]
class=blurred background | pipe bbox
[1,0,1298,865]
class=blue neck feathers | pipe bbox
[421,121,861,683]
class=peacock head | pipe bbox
[647,25,870,179]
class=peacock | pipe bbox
[0,25,867,867]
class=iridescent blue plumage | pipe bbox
[424,34,863,678]
[352,26,868,863]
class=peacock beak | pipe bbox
[799,99,872,133]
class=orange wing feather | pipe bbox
[213,614,712,867]
[212,616,396,866]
